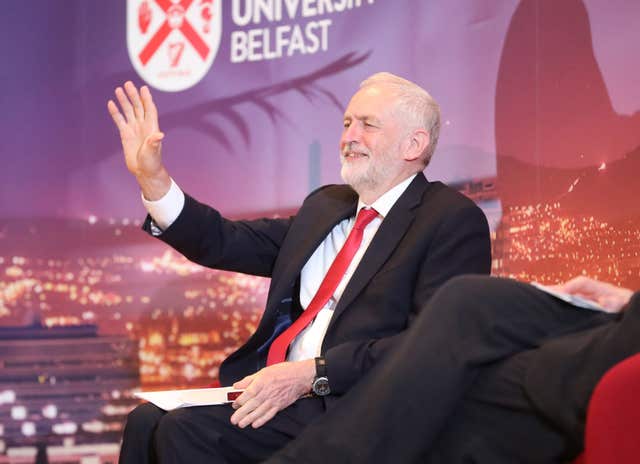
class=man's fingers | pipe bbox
[232,386,255,408]
[231,392,248,409]
[554,276,587,295]
[237,401,277,429]
[250,406,279,429]
[233,374,255,390]
[230,396,261,425]
[124,81,145,121]
[563,276,594,290]
[115,87,136,123]
[140,86,159,126]
[107,100,126,131]
[232,382,261,409]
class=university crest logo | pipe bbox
[127,0,221,92]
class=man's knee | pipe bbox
[155,406,232,443]
[154,408,230,461]
[422,275,519,333]
[155,408,194,443]
[425,275,495,318]
[123,402,165,436]
[437,275,495,300]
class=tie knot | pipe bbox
[354,208,378,230]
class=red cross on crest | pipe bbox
[127,0,221,92]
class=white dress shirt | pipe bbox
[142,174,417,362]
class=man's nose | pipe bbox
[341,122,361,144]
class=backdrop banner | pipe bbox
[1,0,639,459]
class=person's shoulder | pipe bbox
[415,181,489,238]
[307,183,354,196]
[423,180,480,211]
[303,183,357,203]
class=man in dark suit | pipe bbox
[264,275,637,463]
[107,72,491,463]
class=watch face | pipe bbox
[313,377,331,396]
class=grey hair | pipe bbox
[360,72,441,165]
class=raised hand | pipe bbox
[107,81,170,200]
[551,276,634,313]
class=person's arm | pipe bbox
[109,82,293,276]
[141,178,185,234]
[148,192,293,277]
[107,81,171,200]
[550,276,634,313]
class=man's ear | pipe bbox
[402,129,430,162]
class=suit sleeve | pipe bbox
[143,193,293,277]
[324,203,492,394]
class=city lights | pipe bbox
[42,404,58,419]
[52,422,78,435]
[0,390,16,405]
[21,422,36,437]
[11,406,27,421]
[1,191,636,459]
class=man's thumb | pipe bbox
[146,132,165,148]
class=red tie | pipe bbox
[266,208,379,365]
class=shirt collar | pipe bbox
[357,173,417,218]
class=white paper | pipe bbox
[134,387,244,411]
[531,282,606,311]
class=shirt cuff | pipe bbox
[141,178,185,233]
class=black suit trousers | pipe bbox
[425,350,571,463]
[119,396,325,464]
[267,275,622,464]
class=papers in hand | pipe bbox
[531,282,605,312]
[134,387,244,411]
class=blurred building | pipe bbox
[0,322,138,463]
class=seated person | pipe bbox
[107,73,492,463]
[264,275,637,463]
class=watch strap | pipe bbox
[315,356,327,378]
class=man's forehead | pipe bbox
[344,85,396,119]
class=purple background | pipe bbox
[3,0,636,222]
[1,0,639,460]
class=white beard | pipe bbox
[340,142,397,195]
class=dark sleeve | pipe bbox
[325,202,492,394]
[411,202,492,305]
[524,291,640,440]
[142,193,293,277]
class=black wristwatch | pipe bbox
[311,356,331,396]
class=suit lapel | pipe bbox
[267,189,357,311]
[329,174,429,324]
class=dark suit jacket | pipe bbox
[143,173,491,397]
